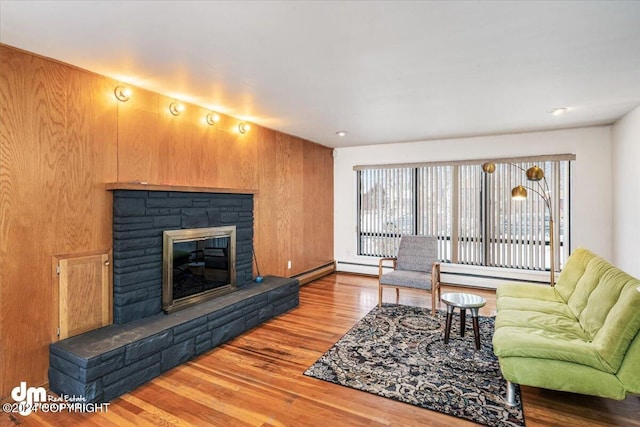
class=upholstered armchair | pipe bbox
[378,235,441,315]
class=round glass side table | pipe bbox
[440,292,486,350]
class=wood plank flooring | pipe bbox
[2,273,639,426]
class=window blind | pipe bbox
[356,155,572,273]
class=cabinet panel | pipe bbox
[54,251,112,340]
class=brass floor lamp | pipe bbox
[481,162,556,286]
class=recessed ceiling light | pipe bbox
[336,131,347,136]
[549,107,568,116]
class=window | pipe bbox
[356,155,573,273]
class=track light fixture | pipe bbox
[114,86,131,102]
[206,113,220,126]
[238,122,251,134]
[169,102,185,116]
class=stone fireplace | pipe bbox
[112,189,254,324]
[49,185,299,403]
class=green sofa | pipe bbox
[493,248,640,405]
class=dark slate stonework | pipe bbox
[48,368,101,402]
[112,190,254,324]
[49,276,299,403]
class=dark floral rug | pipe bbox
[304,304,525,427]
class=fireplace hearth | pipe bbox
[49,275,299,403]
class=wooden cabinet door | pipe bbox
[53,250,112,340]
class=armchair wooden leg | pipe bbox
[378,284,382,308]
[431,287,436,316]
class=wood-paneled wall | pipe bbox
[0,44,334,399]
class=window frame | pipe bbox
[355,154,574,274]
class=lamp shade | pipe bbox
[511,185,527,200]
[481,162,496,173]
[526,166,544,181]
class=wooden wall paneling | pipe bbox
[255,127,280,277]
[92,76,119,245]
[288,137,304,276]
[256,135,335,278]
[302,142,334,272]
[274,132,292,277]
[219,128,241,188]
[58,70,117,340]
[179,106,205,186]
[0,47,68,397]
[199,122,219,186]
[0,45,118,398]
[186,106,218,187]
[273,133,304,276]
[158,99,223,188]
[116,87,161,183]
[163,96,188,185]
[214,118,259,190]
[236,124,259,191]
[61,70,117,253]
[320,145,335,265]
[161,96,204,186]
[207,114,230,188]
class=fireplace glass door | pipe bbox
[163,226,236,313]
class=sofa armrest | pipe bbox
[616,330,640,394]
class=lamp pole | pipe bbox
[549,218,555,286]
[483,163,556,286]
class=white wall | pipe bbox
[333,126,613,285]
[612,106,640,279]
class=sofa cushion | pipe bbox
[554,248,594,302]
[495,309,588,340]
[497,296,575,318]
[493,325,607,371]
[496,282,564,302]
[588,273,640,372]
[580,266,637,337]
[379,270,432,289]
[566,255,610,319]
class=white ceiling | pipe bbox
[1,1,639,148]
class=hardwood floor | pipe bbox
[2,273,639,426]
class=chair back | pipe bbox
[396,235,438,272]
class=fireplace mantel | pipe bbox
[106,182,259,194]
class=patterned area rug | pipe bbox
[304,304,525,427]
